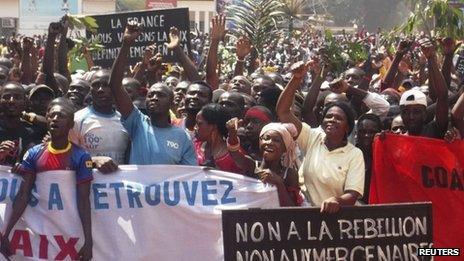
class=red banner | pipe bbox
[370,134,464,252]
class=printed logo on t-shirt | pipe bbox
[84,133,102,149]
[85,160,93,168]
[166,140,179,149]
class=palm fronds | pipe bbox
[227,0,284,55]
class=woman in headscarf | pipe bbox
[226,120,303,206]
[238,106,273,161]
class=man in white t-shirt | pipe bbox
[69,69,130,165]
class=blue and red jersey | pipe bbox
[17,142,93,184]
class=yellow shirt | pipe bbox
[296,123,365,206]
[0,45,8,56]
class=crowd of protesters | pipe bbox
[0,14,463,259]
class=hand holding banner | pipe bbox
[0,165,279,260]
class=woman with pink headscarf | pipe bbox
[226,119,304,206]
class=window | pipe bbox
[1,18,15,28]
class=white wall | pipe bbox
[177,0,215,33]
[82,0,116,15]
[0,0,19,18]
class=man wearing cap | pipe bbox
[399,39,448,139]
[25,84,55,138]
[399,89,446,138]
[29,84,55,118]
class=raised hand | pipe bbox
[226,117,240,134]
[418,38,436,59]
[329,78,349,94]
[210,14,226,42]
[60,15,70,35]
[236,37,252,60]
[142,44,156,65]
[397,40,412,55]
[417,49,427,66]
[440,37,462,56]
[22,37,34,54]
[123,21,141,45]
[290,61,311,79]
[165,27,180,50]
[48,22,62,36]
[398,60,410,75]
[147,53,163,72]
[8,67,21,82]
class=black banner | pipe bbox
[86,8,190,68]
[456,54,464,77]
[222,203,433,261]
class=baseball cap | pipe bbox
[29,84,55,100]
[399,89,427,107]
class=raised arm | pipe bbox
[226,118,256,176]
[440,38,461,89]
[82,47,95,70]
[206,15,226,90]
[43,22,61,95]
[30,42,39,80]
[421,38,448,131]
[145,53,164,86]
[276,61,310,135]
[381,40,410,91]
[340,81,389,119]
[58,16,71,83]
[358,53,375,91]
[20,37,34,85]
[302,59,326,127]
[391,59,409,90]
[108,22,141,118]
[234,37,252,76]
[166,27,201,82]
[132,45,154,85]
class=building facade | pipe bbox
[0,0,215,36]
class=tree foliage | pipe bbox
[226,0,284,54]
[68,16,103,61]
[398,0,464,38]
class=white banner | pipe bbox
[0,165,279,260]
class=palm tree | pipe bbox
[278,0,309,34]
[227,0,284,55]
